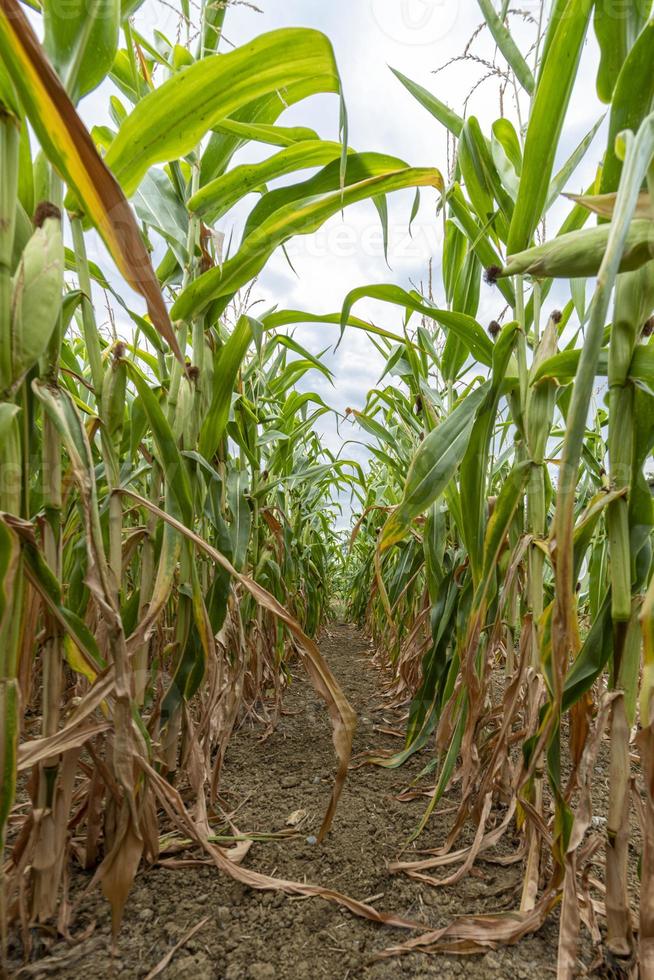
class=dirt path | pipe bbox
[25,623,565,979]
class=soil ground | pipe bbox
[13,623,600,979]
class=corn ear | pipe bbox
[499,218,654,280]
[7,202,63,392]
[101,342,127,440]
[173,372,199,447]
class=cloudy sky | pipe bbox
[78,1,603,518]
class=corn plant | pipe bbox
[0,0,444,959]
[2,0,654,975]
[345,1,654,971]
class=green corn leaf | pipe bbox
[172,166,443,321]
[266,335,334,382]
[43,0,119,104]
[447,185,516,307]
[476,0,535,94]
[545,114,605,211]
[442,220,467,305]
[199,93,325,187]
[491,125,521,200]
[380,383,490,550]
[132,168,188,263]
[593,0,652,104]
[189,140,346,224]
[105,29,345,197]
[492,118,522,176]
[443,250,482,381]
[460,321,520,583]
[458,116,513,241]
[227,469,251,573]
[199,316,256,461]
[13,520,106,676]
[572,488,628,583]
[476,459,532,602]
[562,596,612,711]
[411,688,467,840]
[268,357,333,396]
[390,67,463,137]
[507,0,593,254]
[531,347,609,385]
[240,152,408,240]
[212,120,319,148]
[126,364,194,526]
[600,20,654,195]
[340,284,493,366]
[261,308,411,346]
[534,334,652,390]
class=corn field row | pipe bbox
[0,0,653,975]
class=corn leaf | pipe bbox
[600,20,654,194]
[189,140,346,224]
[476,0,535,95]
[507,0,593,254]
[199,316,256,460]
[172,166,443,321]
[380,383,490,550]
[340,284,493,366]
[595,0,652,104]
[390,66,464,137]
[43,0,119,103]
[105,28,345,197]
